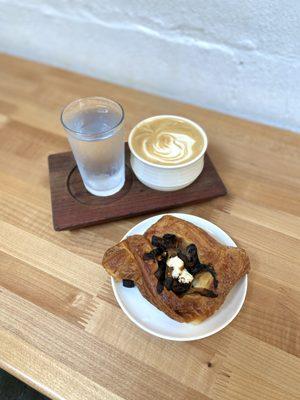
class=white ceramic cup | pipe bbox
[128,115,208,191]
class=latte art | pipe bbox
[131,117,204,166]
[143,131,196,165]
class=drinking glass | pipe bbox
[61,97,125,196]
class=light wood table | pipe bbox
[0,54,299,400]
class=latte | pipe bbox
[130,116,204,166]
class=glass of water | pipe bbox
[61,97,125,196]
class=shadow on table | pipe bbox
[0,369,49,400]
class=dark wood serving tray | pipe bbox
[48,144,227,231]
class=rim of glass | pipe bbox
[60,96,124,138]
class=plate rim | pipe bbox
[111,212,248,341]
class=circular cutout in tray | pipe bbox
[67,164,133,206]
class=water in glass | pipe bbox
[63,99,124,196]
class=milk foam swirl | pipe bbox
[131,118,203,166]
[142,131,196,165]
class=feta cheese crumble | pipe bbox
[167,256,194,284]
[178,268,194,284]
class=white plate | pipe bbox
[111,213,248,341]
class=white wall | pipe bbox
[0,0,299,132]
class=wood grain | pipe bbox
[48,147,226,230]
[0,54,299,400]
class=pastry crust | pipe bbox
[102,215,250,323]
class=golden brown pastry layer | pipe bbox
[102,215,250,323]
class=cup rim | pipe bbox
[128,115,208,169]
[60,96,124,139]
